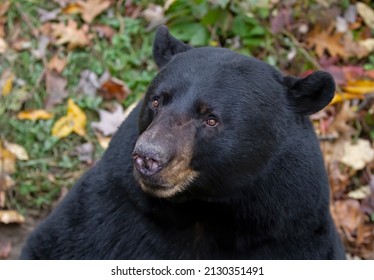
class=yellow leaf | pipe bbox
[330,92,365,105]
[1,71,14,96]
[17,109,53,121]
[343,80,374,94]
[0,142,16,174]
[4,141,29,160]
[51,99,87,138]
[52,116,74,138]
[0,210,25,224]
[67,98,87,136]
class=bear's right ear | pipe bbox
[284,71,335,115]
[153,25,192,69]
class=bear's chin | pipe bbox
[137,180,186,198]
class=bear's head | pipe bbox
[132,26,335,199]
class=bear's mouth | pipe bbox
[133,162,199,198]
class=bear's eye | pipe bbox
[152,98,159,108]
[206,118,218,127]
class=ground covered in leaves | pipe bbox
[0,0,374,259]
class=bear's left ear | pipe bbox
[153,25,192,69]
[284,71,335,115]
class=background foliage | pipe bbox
[0,0,374,259]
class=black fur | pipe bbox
[20,27,345,260]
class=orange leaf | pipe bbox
[1,70,14,96]
[62,3,83,14]
[17,109,53,121]
[0,142,16,174]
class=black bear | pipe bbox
[20,26,345,259]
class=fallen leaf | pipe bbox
[306,26,346,58]
[270,8,292,34]
[32,35,50,59]
[62,3,82,14]
[343,79,374,94]
[340,139,374,170]
[333,199,364,241]
[51,20,91,49]
[0,210,25,224]
[77,0,111,23]
[17,109,53,121]
[52,99,87,138]
[356,2,374,29]
[92,24,115,40]
[3,141,29,161]
[95,132,111,149]
[330,92,365,104]
[77,69,100,96]
[47,55,67,73]
[0,37,7,53]
[327,101,355,138]
[75,142,94,164]
[0,1,11,17]
[0,241,11,259]
[142,4,166,30]
[98,77,130,102]
[348,185,371,200]
[45,70,68,109]
[37,8,61,22]
[91,103,125,136]
[0,70,14,96]
[0,143,16,174]
[11,39,32,51]
[0,174,15,207]
[359,38,374,53]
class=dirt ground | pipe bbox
[0,211,46,260]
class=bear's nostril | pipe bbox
[133,154,161,176]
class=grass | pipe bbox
[1,0,157,211]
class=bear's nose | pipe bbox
[133,153,162,176]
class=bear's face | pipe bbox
[132,26,335,199]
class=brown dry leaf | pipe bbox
[48,55,67,74]
[0,70,14,96]
[142,4,166,30]
[45,70,68,109]
[0,144,16,174]
[52,99,87,138]
[3,141,29,161]
[356,2,374,29]
[359,38,374,53]
[306,26,346,58]
[95,132,111,149]
[333,199,364,242]
[98,77,131,102]
[17,109,53,121]
[77,69,100,96]
[77,0,111,23]
[91,103,125,136]
[343,80,374,94]
[0,1,10,39]
[327,101,355,138]
[328,161,349,197]
[340,139,374,170]
[0,1,10,17]
[51,20,91,49]
[32,35,50,59]
[92,24,115,40]
[0,210,25,224]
